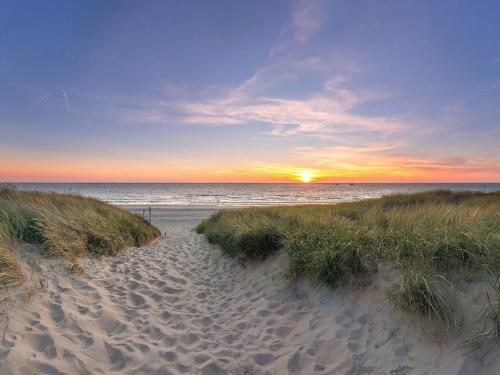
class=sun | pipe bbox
[297,170,315,183]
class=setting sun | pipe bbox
[298,170,315,183]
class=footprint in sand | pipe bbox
[27,334,57,359]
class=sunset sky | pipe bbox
[1,0,499,182]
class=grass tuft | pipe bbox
[388,272,451,323]
[0,226,24,289]
[196,210,284,259]
[0,183,17,200]
[287,219,372,286]
[67,262,87,276]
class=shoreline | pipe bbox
[122,202,342,211]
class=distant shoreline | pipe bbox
[13,182,500,208]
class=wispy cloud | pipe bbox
[61,89,70,112]
[269,0,328,57]
[174,93,405,136]
[31,89,72,112]
[115,54,406,139]
[32,93,51,106]
[229,55,326,97]
[286,0,326,43]
[292,144,402,162]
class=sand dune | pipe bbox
[0,209,498,374]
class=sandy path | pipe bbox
[0,209,496,374]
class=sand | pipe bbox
[0,208,499,374]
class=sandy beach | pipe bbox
[0,207,498,375]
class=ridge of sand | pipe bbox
[0,208,498,374]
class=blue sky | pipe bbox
[1,0,499,182]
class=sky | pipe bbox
[1,0,499,183]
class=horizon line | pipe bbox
[7,181,500,184]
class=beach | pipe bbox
[3,0,500,372]
[1,207,497,375]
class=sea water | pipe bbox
[14,183,500,207]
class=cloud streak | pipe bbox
[116,55,406,140]
[61,89,70,112]
[174,93,405,136]
[286,0,326,43]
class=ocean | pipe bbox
[14,183,500,207]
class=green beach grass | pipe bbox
[0,183,160,289]
[197,190,500,323]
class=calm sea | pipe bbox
[14,183,500,207]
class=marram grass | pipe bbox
[0,183,160,288]
[0,224,24,288]
[387,272,451,324]
[197,190,500,322]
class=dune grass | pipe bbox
[0,183,160,289]
[0,225,24,288]
[387,272,452,324]
[197,190,500,321]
